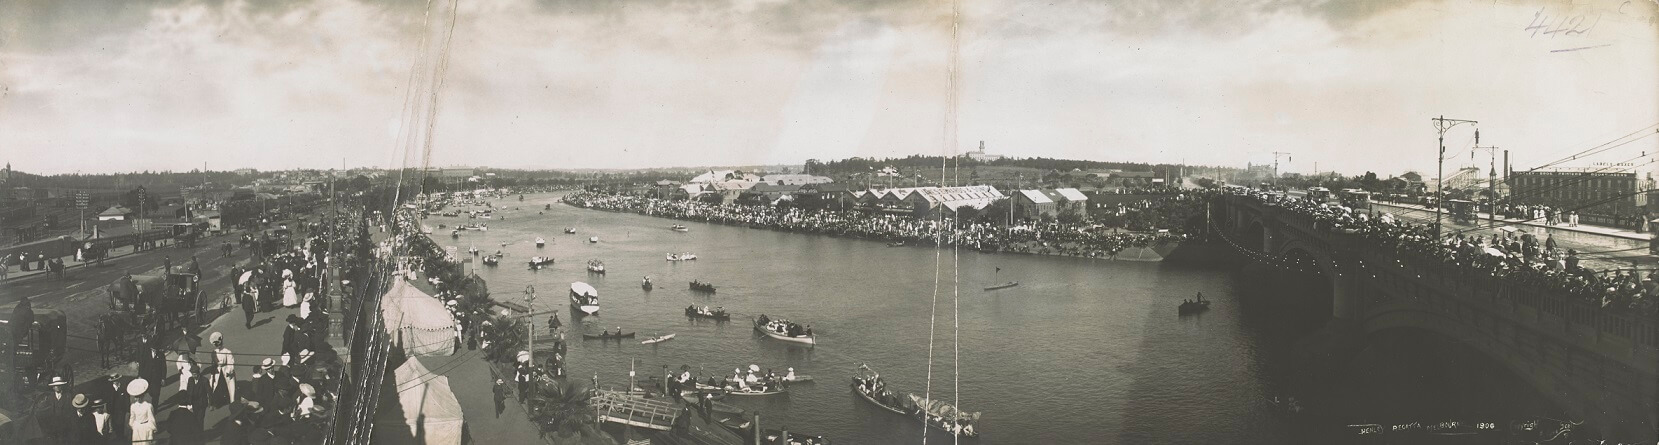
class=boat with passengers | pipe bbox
[685,304,730,320]
[527,256,554,270]
[587,259,606,275]
[852,364,979,438]
[753,315,814,345]
[569,281,600,315]
[689,280,717,293]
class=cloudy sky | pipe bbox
[2,0,1655,176]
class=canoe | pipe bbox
[581,332,635,340]
[983,281,1019,291]
[641,334,676,344]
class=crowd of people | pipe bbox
[22,202,386,444]
[1231,188,1659,316]
[563,191,1190,260]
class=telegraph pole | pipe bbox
[1271,152,1292,188]
[1474,142,1500,228]
[524,285,536,364]
[1433,116,1478,237]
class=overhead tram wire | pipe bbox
[1444,151,1658,235]
[1525,123,1659,172]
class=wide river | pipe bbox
[428,193,1543,444]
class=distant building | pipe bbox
[965,141,1003,162]
[1013,189,1056,219]
[98,205,134,221]
[1508,170,1640,218]
[233,168,257,175]
[758,174,832,186]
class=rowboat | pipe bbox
[685,305,729,320]
[569,281,600,315]
[641,278,653,291]
[670,224,689,232]
[852,365,980,437]
[482,255,501,266]
[666,253,698,261]
[641,333,675,344]
[581,331,634,340]
[724,386,786,397]
[564,227,576,234]
[753,315,814,345]
[715,416,832,445]
[587,259,606,274]
[725,374,812,386]
[527,256,554,270]
[535,237,546,248]
[983,281,1019,291]
[588,236,599,243]
[887,240,907,247]
[689,281,717,293]
[1178,298,1211,315]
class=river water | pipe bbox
[429,193,1549,444]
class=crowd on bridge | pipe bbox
[18,202,388,444]
[1230,188,1659,317]
[562,191,1189,259]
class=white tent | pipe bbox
[375,358,465,445]
[382,280,457,357]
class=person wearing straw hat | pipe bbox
[251,358,277,407]
[37,375,73,443]
[280,314,307,366]
[97,371,129,441]
[127,378,156,444]
[64,393,97,444]
[295,383,317,419]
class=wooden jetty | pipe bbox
[594,390,681,431]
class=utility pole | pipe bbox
[1433,115,1478,237]
[1474,142,1500,228]
[524,285,536,364]
[1271,152,1292,188]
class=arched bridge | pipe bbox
[1215,195,1658,439]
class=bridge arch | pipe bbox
[1357,308,1589,429]
[1275,238,1342,319]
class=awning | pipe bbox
[374,358,464,445]
[381,280,456,357]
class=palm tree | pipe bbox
[528,378,599,440]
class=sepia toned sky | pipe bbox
[1,0,1655,176]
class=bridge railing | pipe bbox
[1222,194,1657,351]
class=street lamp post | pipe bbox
[1433,115,1478,237]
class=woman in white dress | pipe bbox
[282,276,299,307]
[127,378,156,443]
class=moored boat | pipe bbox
[689,280,717,293]
[714,414,832,445]
[983,281,1019,291]
[753,315,814,345]
[569,281,600,315]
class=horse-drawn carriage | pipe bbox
[98,260,202,367]
[1,302,68,388]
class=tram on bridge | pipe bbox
[1337,189,1371,211]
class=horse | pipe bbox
[96,311,142,367]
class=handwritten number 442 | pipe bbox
[1526,8,1601,38]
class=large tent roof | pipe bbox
[375,358,464,445]
[570,281,597,297]
[382,280,456,357]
